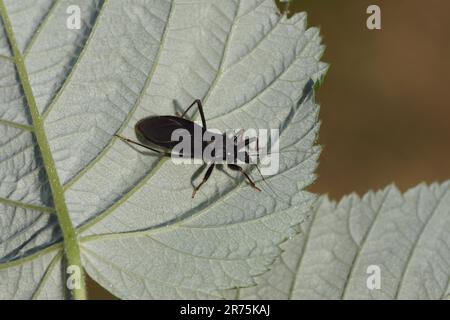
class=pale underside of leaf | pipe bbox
[0,244,64,299]
[237,181,450,300]
[0,0,326,299]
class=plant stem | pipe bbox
[0,0,87,300]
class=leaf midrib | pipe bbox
[0,0,85,299]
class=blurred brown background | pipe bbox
[88,0,450,299]
[295,0,450,199]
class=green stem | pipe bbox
[0,1,87,300]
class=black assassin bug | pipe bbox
[115,99,263,198]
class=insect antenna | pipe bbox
[247,140,287,201]
[115,134,170,156]
[246,142,311,202]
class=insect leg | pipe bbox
[234,136,259,166]
[233,129,244,143]
[180,99,207,129]
[192,163,215,198]
[234,131,258,151]
[243,137,258,147]
[115,134,170,156]
[227,164,261,192]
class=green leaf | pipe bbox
[0,0,326,299]
[237,182,450,300]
